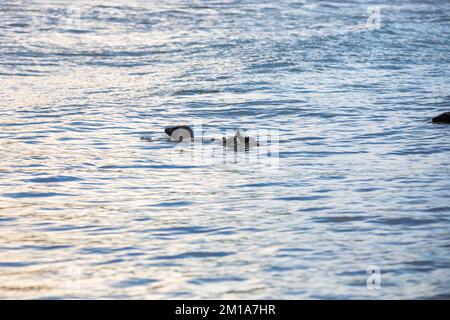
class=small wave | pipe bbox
[150,251,234,260]
[0,261,34,267]
[112,278,158,288]
[2,192,74,199]
[373,217,437,226]
[275,195,329,201]
[311,216,370,223]
[147,226,235,236]
[188,276,245,285]
[26,176,82,183]
[150,201,194,207]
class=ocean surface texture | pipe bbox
[1,0,449,299]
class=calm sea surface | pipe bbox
[1,0,450,299]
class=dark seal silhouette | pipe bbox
[432,112,450,124]
[222,129,259,151]
[163,126,259,150]
[164,125,194,142]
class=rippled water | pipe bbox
[1,0,450,299]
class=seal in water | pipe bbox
[162,126,259,150]
[432,112,450,124]
[222,129,259,151]
[165,125,194,142]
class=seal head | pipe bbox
[164,125,194,142]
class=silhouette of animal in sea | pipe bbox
[222,129,259,151]
[164,126,259,150]
[432,112,450,124]
[164,125,194,142]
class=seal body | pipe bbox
[432,112,450,124]
[164,126,194,142]
[222,129,259,151]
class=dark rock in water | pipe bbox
[164,125,194,142]
[432,112,450,124]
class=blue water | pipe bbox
[1,0,450,299]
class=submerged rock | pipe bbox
[432,112,450,124]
